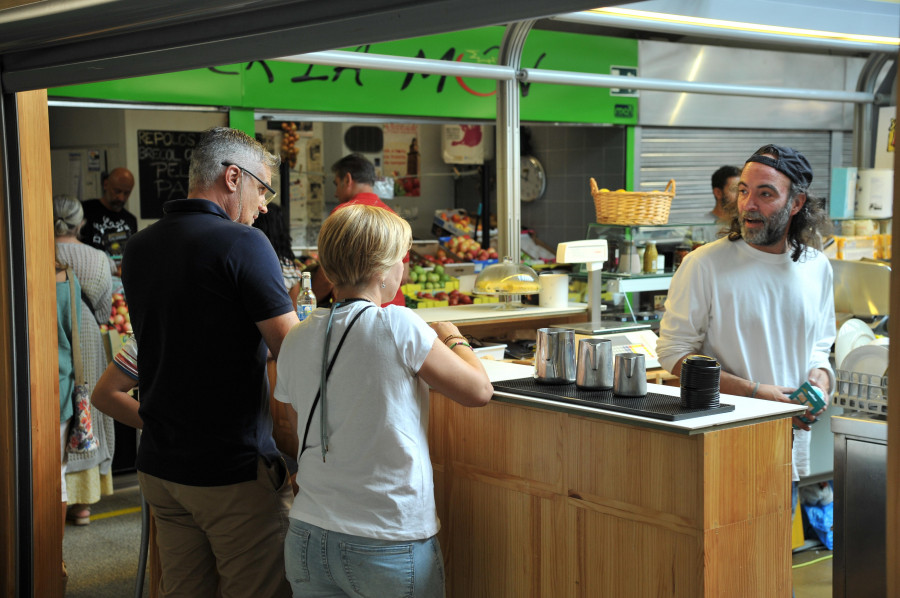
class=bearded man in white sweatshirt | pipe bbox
[657,144,835,507]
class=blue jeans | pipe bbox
[284,519,445,598]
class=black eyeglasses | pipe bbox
[221,161,277,206]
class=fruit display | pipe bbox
[433,209,497,239]
[417,288,473,306]
[415,248,456,266]
[405,288,498,309]
[100,292,132,336]
[393,173,420,196]
[408,264,452,288]
[444,235,498,262]
[439,210,475,233]
[281,122,300,169]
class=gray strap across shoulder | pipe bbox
[299,304,373,458]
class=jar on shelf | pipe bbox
[643,241,658,274]
[620,241,635,273]
[674,245,691,270]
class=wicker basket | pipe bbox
[590,178,675,225]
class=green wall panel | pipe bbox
[50,27,637,125]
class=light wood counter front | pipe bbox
[428,363,801,597]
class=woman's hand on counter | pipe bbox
[429,321,465,345]
[420,321,493,408]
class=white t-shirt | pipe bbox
[274,301,438,540]
[657,237,835,480]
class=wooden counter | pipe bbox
[415,302,588,339]
[428,362,805,597]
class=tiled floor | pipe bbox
[793,545,833,598]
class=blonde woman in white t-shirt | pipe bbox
[275,204,492,597]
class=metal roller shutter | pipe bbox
[635,127,842,224]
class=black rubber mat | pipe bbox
[492,377,735,421]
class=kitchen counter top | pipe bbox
[414,302,588,323]
[481,360,805,434]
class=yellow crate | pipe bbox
[875,234,892,260]
[835,235,877,260]
[402,279,459,295]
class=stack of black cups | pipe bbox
[680,355,721,409]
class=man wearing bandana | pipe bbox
[656,145,835,543]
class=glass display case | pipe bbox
[473,257,541,310]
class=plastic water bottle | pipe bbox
[297,271,316,321]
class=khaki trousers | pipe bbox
[139,457,292,598]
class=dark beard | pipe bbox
[740,200,792,247]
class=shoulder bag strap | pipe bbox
[299,304,373,457]
[66,267,84,385]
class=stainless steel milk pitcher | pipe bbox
[534,328,576,384]
[575,338,613,390]
[613,352,647,397]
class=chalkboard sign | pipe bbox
[137,129,202,219]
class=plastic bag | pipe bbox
[802,501,834,550]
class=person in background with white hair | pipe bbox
[53,194,116,526]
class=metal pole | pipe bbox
[853,54,892,169]
[496,21,534,264]
[519,68,876,103]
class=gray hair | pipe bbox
[53,195,84,237]
[188,127,280,193]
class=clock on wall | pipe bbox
[521,155,546,202]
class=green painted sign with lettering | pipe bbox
[50,27,637,124]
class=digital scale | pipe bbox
[553,238,661,369]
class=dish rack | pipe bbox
[833,369,888,416]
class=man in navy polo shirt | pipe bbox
[122,127,298,597]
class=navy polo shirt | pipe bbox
[122,199,294,486]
